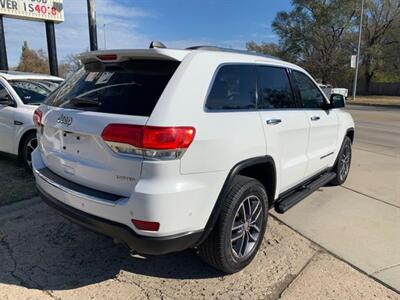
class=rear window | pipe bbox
[45,60,180,117]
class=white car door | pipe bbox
[292,70,339,177]
[0,82,17,154]
[257,66,310,194]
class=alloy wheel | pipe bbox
[25,137,38,169]
[339,144,351,181]
[230,195,263,259]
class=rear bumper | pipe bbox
[37,185,203,255]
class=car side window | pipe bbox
[257,66,296,109]
[9,81,49,105]
[292,71,325,109]
[206,65,257,110]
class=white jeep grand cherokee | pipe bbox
[32,44,354,273]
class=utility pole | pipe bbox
[102,21,118,49]
[0,15,8,70]
[103,23,106,49]
[87,0,98,51]
[352,0,364,100]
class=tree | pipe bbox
[361,0,400,93]
[270,0,356,85]
[16,41,49,74]
[59,54,83,78]
[246,41,283,58]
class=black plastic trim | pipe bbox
[37,185,203,255]
[332,127,355,168]
[275,171,336,213]
[196,156,276,245]
[277,168,330,200]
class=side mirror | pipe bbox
[0,94,14,106]
[326,93,345,109]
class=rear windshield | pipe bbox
[45,60,180,117]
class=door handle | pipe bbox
[310,116,320,121]
[266,119,282,125]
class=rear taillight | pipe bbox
[101,124,196,160]
[33,109,43,128]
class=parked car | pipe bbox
[318,84,333,98]
[319,84,348,100]
[32,44,354,273]
[0,71,63,168]
[331,87,348,99]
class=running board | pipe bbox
[274,172,336,214]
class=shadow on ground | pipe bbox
[0,201,222,291]
[0,199,319,299]
[0,155,36,206]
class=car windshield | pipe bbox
[9,80,55,105]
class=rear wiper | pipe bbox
[69,97,102,107]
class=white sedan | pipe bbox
[0,71,63,168]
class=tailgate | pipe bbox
[39,106,147,197]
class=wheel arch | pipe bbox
[18,128,37,159]
[196,156,276,246]
[332,127,354,168]
[346,127,355,143]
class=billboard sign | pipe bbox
[0,0,64,23]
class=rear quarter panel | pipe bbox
[148,52,267,175]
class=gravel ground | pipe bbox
[0,199,398,300]
[0,155,36,206]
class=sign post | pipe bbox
[45,21,58,76]
[352,0,364,100]
[0,0,64,73]
[87,0,98,51]
[0,15,8,70]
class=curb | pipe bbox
[347,103,400,109]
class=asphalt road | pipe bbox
[346,105,400,156]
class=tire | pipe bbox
[198,175,268,273]
[21,131,38,170]
[330,136,352,186]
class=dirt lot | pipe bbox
[0,155,36,206]
[349,95,400,107]
[0,199,398,300]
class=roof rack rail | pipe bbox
[185,45,281,60]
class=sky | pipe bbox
[3,0,292,67]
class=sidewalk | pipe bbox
[272,147,400,293]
